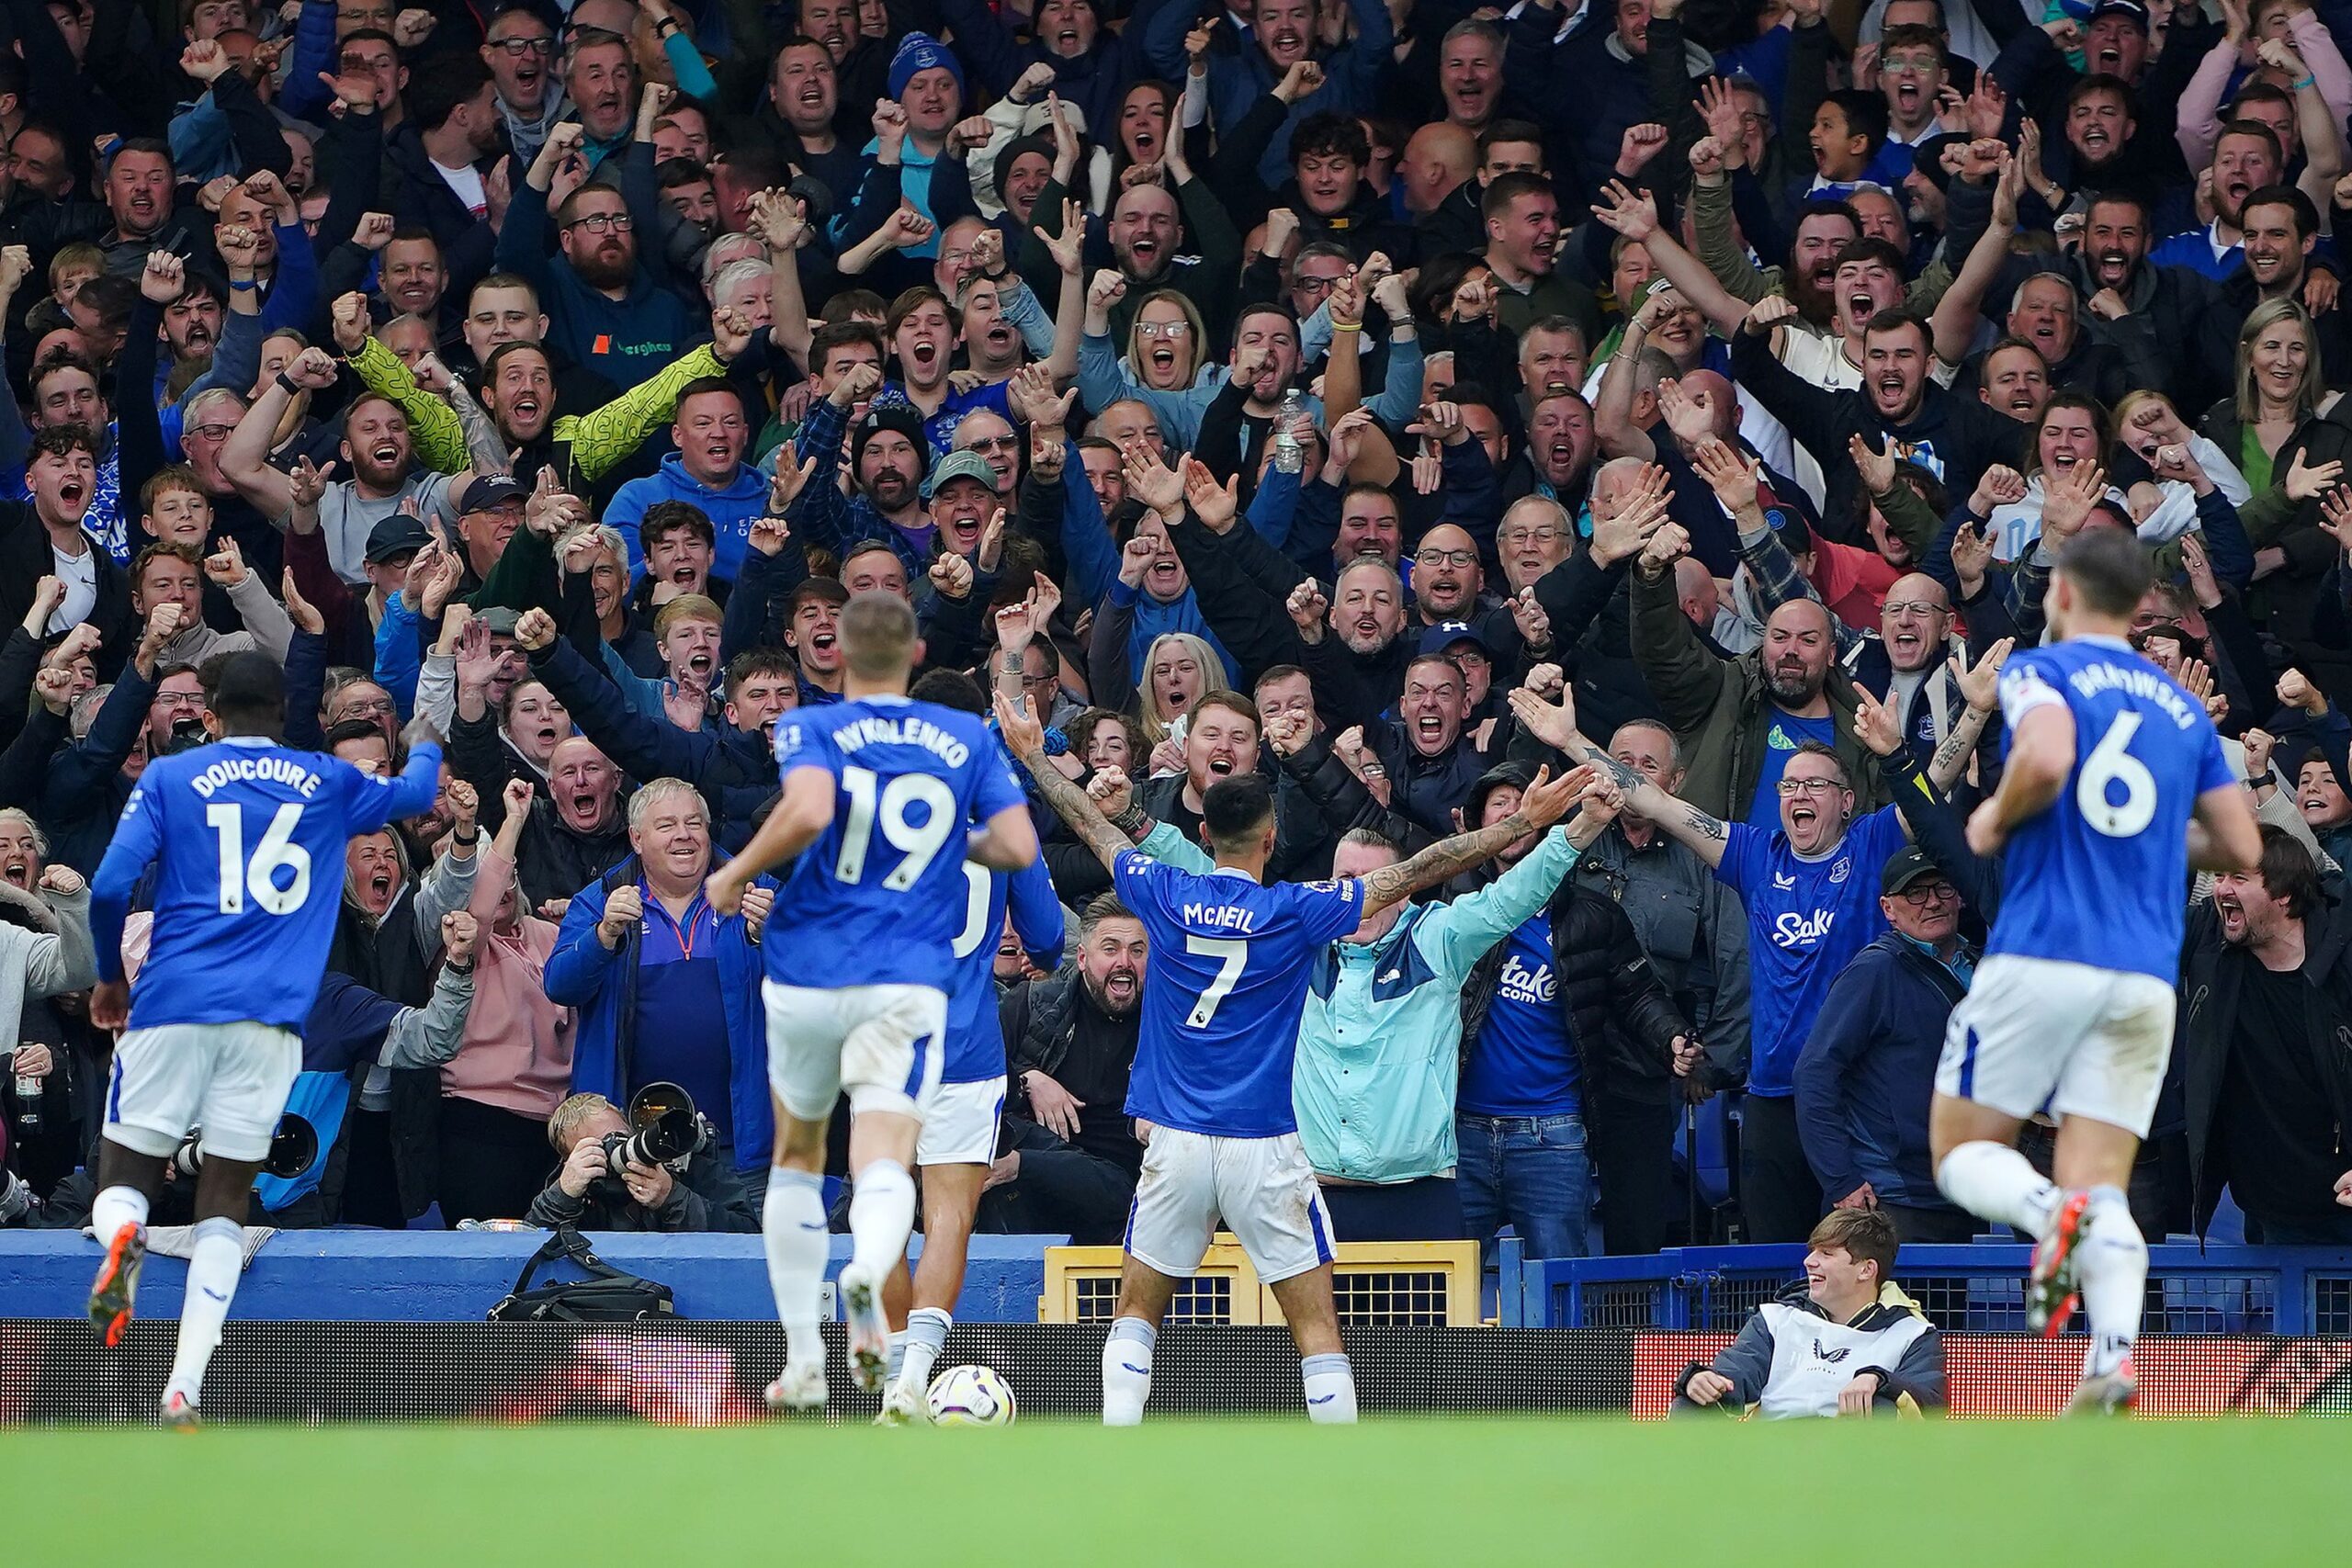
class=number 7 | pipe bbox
[1184,935,1247,1028]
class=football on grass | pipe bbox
[926,1364,1016,1427]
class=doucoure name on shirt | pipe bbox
[831,716,971,767]
[1182,903,1257,933]
[187,756,324,799]
[2066,663,2200,729]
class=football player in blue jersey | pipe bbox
[84,651,444,1427]
[705,593,1038,1412]
[879,667,1067,1426]
[1939,530,2259,1413]
[998,690,1587,1425]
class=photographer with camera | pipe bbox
[526,1091,760,1233]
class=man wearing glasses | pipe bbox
[481,5,565,163]
[1792,845,1983,1243]
[1509,683,1941,1242]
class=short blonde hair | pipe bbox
[548,1092,618,1152]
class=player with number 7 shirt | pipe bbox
[82,652,446,1427]
[996,685,1591,1427]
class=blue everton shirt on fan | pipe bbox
[630,888,733,1144]
[763,696,1028,993]
[1746,710,1838,824]
[1112,853,1363,1138]
[1714,806,1907,1097]
[1460,921,1578,1117]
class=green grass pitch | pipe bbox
[15,1416,2340,1565]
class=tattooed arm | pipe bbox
[1505,686,1732,869]
[1928,704,1992,794]
[996,693,1136,873]
[1357,762,1590,916]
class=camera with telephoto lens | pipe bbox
[169,1113,319,1180]
[598,1081,708,1177]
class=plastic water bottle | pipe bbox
[12,1071,41,1136]
[1272,389,1305,474]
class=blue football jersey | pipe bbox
[940,856,1065,1085]
[1113,852,1364,1138]
[1991,637,2234,980]
[91,739,443,1031]
[763,696,1028,993]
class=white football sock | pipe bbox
[2077,1185,2146,1377]
[1302,1352,1358,1424]
[90,1184,148,1247]
[884,1330,910,1389]
[897,1307,951,1400]
[763,1168,829,1372]
[1936,1141,2059,1238]
[1102,1316,1156,1427]
[846,1160,916,1284]
[164,1217,243,1410]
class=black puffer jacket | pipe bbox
[1453,763,1693,1105]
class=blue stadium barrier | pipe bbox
[1505,1244,2352,1334]
[0,1231,1059,1323]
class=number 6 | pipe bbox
[2077,713,2155,838]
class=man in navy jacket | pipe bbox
[1792,845,1980,1243]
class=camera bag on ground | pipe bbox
[488,1228,675,1322]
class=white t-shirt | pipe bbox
[51,540,97,633]
[433,158,487,219]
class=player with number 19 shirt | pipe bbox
[761,700,1028,996]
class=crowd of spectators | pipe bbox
[1,0,2349,1258]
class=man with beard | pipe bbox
[1628,497,1888,823]
[1522,393,1598,514]
[1510,683,1928,1243]
[605,381,767,581]
[387,54,505,303]
[220,345,458,582]
[2196,186,2352,389]
[984,894,1150,1246]
[495,122,690,391]
[935,0,1136,144]
[1985,6,2199,188]
[785,364,937,576]
[2181,827,2352,1244]
[546,777,778,1182]
[1731,299,2029,539]
[481,4,564,162]
[2072,191,2223,408]
[1480,173,1600,344]
[1142,0,1395,188]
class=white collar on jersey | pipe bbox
[1208,865,1256,882]
[220,735,273,748]
[2075,635,2133,652]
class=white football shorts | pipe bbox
[1937,953,2177,1136]
[763,980,946,1122]
[917,1075,1006,1167]
[104,1021,301,1164]
[1124,1128,1337,1285]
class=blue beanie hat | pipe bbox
[888,32,964,101]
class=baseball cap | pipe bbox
[2086,0,2149,30]
[459,474,526,513]
[1880,845,1946,897]
[363,511,430,564]
[1418,620,1493,658]
[922,448,997,501]
[477,605,522,637]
